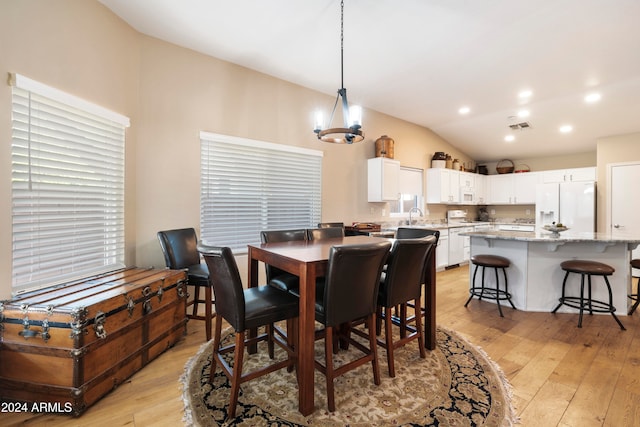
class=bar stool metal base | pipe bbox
[628,259,640,315]
[552,261,625,330]
[464,255,516,317]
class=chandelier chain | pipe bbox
[340,0,344,89]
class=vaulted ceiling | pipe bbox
[99,0,640,161]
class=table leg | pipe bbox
[297,263,316,416]
[424,251,436,350]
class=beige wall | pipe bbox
[0,0,466,298]
[596,132,640,231]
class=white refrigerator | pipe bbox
[535,181,596,233]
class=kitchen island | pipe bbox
[459,230,640,315]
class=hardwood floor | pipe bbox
[5,264,640,426]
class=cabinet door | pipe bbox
[512,172,540,204]
[436,234,449,269]
[448,170,460,204]
[459,171,475,188]
[427,168,452,203]
[475,175,487,204]
[448,227,465,265]
[368,158,400,202]
[381,159,400,200]
[566,167,596,182]
[488,174,513,204]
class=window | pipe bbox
[10,74,129,294]
[390,167,423,216]
[200,132,323,253]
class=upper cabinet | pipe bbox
[426,168,461,204]
[541,167,596,183]
[488,172,541,204]
[367,157,400,202]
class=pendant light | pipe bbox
[313,0,364,144]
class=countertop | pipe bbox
[460,230,640,244]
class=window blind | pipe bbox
[200,132,323,253]
[11,78,127,294]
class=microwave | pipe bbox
[460,187,475,204]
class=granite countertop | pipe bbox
[460,229,640,244]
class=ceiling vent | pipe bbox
[509,122,532,130]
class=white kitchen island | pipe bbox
[460,230,640,315]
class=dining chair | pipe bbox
[157,228,215,340]
[260,229,307,294]
[306,226,345,240]
[197,244,299,420]
[314,241,391,412]
[371,236,436,377]
[395,227,440,333]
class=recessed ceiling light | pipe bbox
[517,109,530,118]
[559,125,573,133]
[458,106,471,115]
[504,135,515,142]
[518,90,533,99]
[584,92,601,103]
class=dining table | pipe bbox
[247,234,437,416]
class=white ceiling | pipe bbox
[98,0,640,162]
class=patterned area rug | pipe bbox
[181,326,516,426]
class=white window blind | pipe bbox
[200,132,323,253]
[11,75,128,294]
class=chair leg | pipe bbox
[414,298,426,359]
[324,325,336,412]
[367,314,381,386]
[604,275,626,330]
[464,264,480,307]
[578,273,586,328]
[209,316,224,380]
[384,307,395,377]
[205,286,213,341]
[192,285,201,318]
[552,271,570,313]
[494,267,504,317]
[228,331,245,419]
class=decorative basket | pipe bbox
[514,164,531,173]
[496,159,515,174]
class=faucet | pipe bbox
[408,207,424,225]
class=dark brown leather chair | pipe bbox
[157,228,214,340]
[314,241,391,412]
[306,226,345,240]
[197,244,299,420]
[373,236,436,377]
[260,229,307,293]
[394,227,440,327]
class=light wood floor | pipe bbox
[5,264,640,426]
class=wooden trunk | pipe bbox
[0,267,187,416]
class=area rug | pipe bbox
[181,326,517,426]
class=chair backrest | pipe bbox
[380,236,436,307]
[157,228,201,269]
[318,222,344,229]
[306,227,345,240]
[197,244,246,331]
[260,229,308,281]
[395,227,440,243]
[322,241,391,327]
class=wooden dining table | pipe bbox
[247,235,437,416]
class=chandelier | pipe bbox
[313,0,364,144]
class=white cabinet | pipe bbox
[475,175,488,204]
[368,157,400,202]
[488,172,540,204]
[436,229,449,270]
[426,168,461,204]
[542,167,596,183]
[449,226,474,265]
[458,171,476,204]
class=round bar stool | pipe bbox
[628,259,640,315]
[464,254,516,317]
[552,260,625,330]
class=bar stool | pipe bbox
[464,254,515,317]
[628,259,640,315]
[552,260,625,330]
